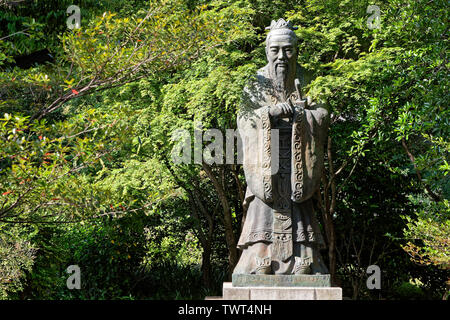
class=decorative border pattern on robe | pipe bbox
[291,107,304,202]
[261,107,273,202]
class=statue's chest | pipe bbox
[266,91,299,107]
[273,117,292,205]
[273,117,292,167]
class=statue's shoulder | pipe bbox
[241,65,272,105]
[247,66,271,90]
[238,67,271,120]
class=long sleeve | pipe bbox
[238,100,273,203]
[291,103,329,203]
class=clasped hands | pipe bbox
[268,97,307,118]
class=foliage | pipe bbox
[391,279,426,300]
[403,196,450,269]
[0,224,36,299]
[0,109,133,225]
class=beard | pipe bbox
[273,63,289,99]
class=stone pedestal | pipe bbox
[232,274,331,287]
[223,282,342,300]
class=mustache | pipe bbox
[274,62,288,76]
[275,62,288,68]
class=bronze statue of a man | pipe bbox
[234,19,329,275]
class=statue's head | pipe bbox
[265,19,298,83]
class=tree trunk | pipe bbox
[316,136,338,285]
[201,242,212,290]
[188,190,214,289]
[326,136,337,286]
[202,162,238,279]
[323,203,337,285]
[319,184,337,286]
[231,165,246,233]
[163,157,217,288]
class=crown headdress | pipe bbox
[265,19,298,31]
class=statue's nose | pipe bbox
[277,50,286,60]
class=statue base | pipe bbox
[232,274,331,287]
[223,282,342,300]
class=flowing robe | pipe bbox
[234,65,329,275]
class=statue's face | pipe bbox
[266,32,297,80]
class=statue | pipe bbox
[234,19,330,276]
